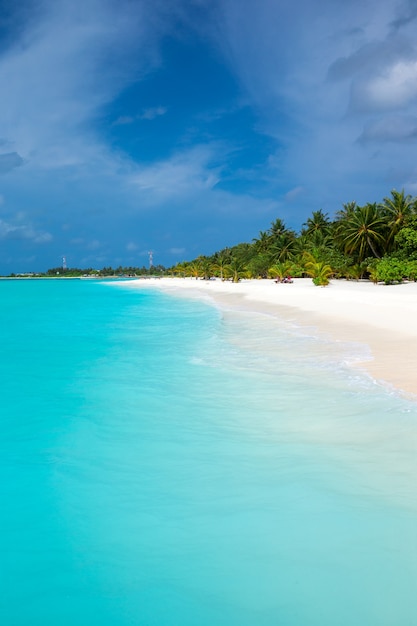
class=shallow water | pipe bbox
[1,279,416,625]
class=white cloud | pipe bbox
[138,106,167,120]
[113,116,136,126]
[285,186,304,202]
[33,231,53,243]
[131,145,222,200]
[113,106,167,126]
[87,239,101,250]
[0,217,53,243]
[352,59,417,112]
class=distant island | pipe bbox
[4,265,166,280]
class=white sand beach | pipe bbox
[124,277,417,396]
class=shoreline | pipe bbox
[119,277,417,397]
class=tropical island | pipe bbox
[4,189,417,288]
[170,189,417,286]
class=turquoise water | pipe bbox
[1,279,416,625]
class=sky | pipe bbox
[1,0,417,272]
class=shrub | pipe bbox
[375,257,408,284]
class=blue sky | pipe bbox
[1,0,417,272]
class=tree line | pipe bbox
[9,265,166,278]
[169,190,417,286]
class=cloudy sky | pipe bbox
[1,0,417,272]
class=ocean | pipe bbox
[1,278,416,625]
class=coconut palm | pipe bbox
[304,257,333,286]
[223,258,248,283]
[367,264,379,284]
[253,230,271,254]
[380,189,415,250]
[211,257,228,280]
[196,256,212,280]
[335,201,357,221]
[335,203,387,262]
[185,261,202,279]
[172,262,187,277]
[269,218,288,238]
[268,261,294,282]
[344,263,364,280]
[302,209,332,237]
[268,231,298,263]
[298,228,333,255]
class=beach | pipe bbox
[124,277,417,396]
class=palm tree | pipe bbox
[268,261,294,282]
[269,218,288,238]
[185,261,202,279]
[223,258,247,283]
[303,254,333,286]
[367,263,379,284]
[344,263,364,280]
[335,201,357,221]
[197,256,212,280]
[268,231,298,263]
[380,189,415,250]
[298,229,332,256]
[302,209,331,237]
[172,262,187,277]
[335,203,387,262]
[253,230,271,254]
[211,257,228,280]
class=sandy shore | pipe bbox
[122,277,417,396]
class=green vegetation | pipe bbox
[169,189,417,286]
[7,265,166,279]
